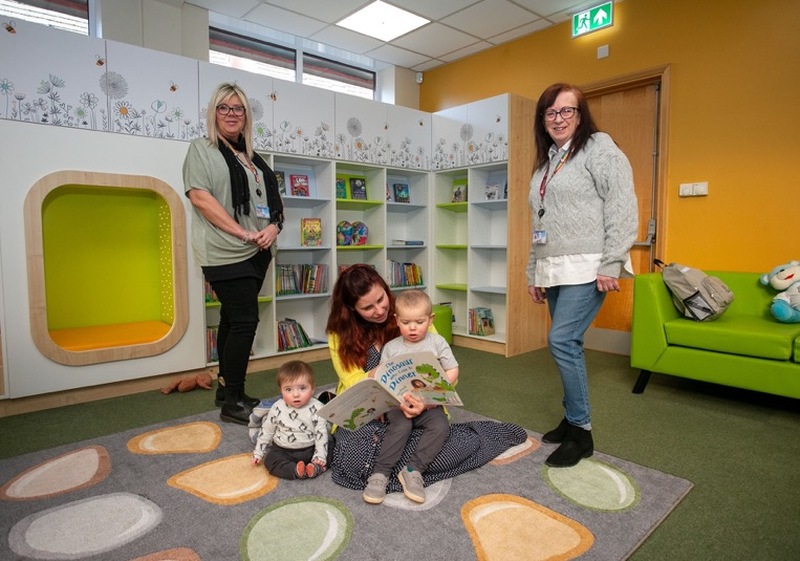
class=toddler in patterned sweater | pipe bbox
[249,360,330,479]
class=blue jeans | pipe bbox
[546,281,606,430]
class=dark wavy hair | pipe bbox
[533,83,599,171]
[326,264,399,370]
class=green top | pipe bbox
[182,138,269,266]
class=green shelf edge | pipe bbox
[435,283,467,292]
[436,202,468,213]
[336,199,383,211]
[337,244,383,250]
[436,244,467,250]
[206,296,272,308]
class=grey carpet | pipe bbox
[0,401,691,561]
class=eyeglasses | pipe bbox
[216,104,246,116]
[543,107,578,122]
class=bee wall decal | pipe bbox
[169,81,178,92]
[4,20,15,33]
[95,55,105,66]
[269,90,278,101]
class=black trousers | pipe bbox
[210,275,264,397]
[264,443,334,479]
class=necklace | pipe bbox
[222,138,260,186]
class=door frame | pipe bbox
[580,65,671,355]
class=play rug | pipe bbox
[0,407,692,560]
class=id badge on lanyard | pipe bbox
[535,148,570,244]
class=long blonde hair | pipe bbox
[206,82,254,156]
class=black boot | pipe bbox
[545,424,593,468]
[216,376,260,409]
[219,386,251,425]
[542,418,570,444]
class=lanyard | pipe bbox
[538,148,571,218]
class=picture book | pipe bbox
[336,177,348,199]
[349,177,367,200]
[469,307,495,336]
[300,217,322,247]
[351,220,368,245]
[275,170,286,196]
[485,183,501,200]
[317,351,462,431]
[290,174,310,197]
[393,183,410,203]
[452,177,468,203]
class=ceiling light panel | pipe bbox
[336,1,430,42]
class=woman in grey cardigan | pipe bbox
[527,83,638,467]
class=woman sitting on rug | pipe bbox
[326,264,527,494]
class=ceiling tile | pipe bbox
[393,23,479,58]
[511,0,595,18]
[441,0,540,39]
[387,0,484,21]
[488,19,552,44]
[439,40,494,62]
[243,3,328,36]
[365,44,432,68]
[310,25,384,54]
[187,0,261,19]
[263,0,370,23]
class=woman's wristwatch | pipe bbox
[271,221,283,232]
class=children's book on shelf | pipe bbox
[317,351,462,430]
[393,183,410,203]
[485,183,501,200]
[336,220,353,246]
[351,220,368,245]
[452,177,468,202]
[390,239,424,246]
[290,174,310,197]
[277,318,313,351]
[300,217,322,247]
[485,172,508,200]
[336,177,348,199]
[349,177,367,200]
[469,307,495,336]
[275,170,286,196]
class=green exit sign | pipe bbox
[572,1,614,38]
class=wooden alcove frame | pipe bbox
[24,170,189,366]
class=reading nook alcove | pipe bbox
[24,170,189,366]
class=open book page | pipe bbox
[318,351,463,431]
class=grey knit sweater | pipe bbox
[526,132,638,285]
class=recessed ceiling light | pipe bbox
[336,1,429,42]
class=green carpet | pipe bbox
[1,347,798,560]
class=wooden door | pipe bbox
[585,80,661,332]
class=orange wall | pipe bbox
[421,0,800,273]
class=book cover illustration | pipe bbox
[317,351,462,431]
[336,177,348,199]
[469,307,495,336]
[485,183,501,200]
[349,177,367,200]
[336,220,353,246]
[452,178,468,202]
[275,170,286,196]
[290,174,310,197]
[300,217,322,247]
[351,220,368,245]
[393,183,410,203]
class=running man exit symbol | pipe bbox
[572,1,614,38]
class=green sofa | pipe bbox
[630,271,800,398]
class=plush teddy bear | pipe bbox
[760,261,800,323]
[160,372,214,394]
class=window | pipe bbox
[210,27,375,100]
[302,53,375,100]
[0,0,87,35]
[209,27,295,82]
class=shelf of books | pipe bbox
[272,155,334,354]
[385,167,429,292]
[335,163,386,274]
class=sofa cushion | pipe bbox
[664,316,800,360]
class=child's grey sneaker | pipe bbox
[398,466,425,503]
[363,473,388,504]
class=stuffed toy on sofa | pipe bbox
[760,261,800,323]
